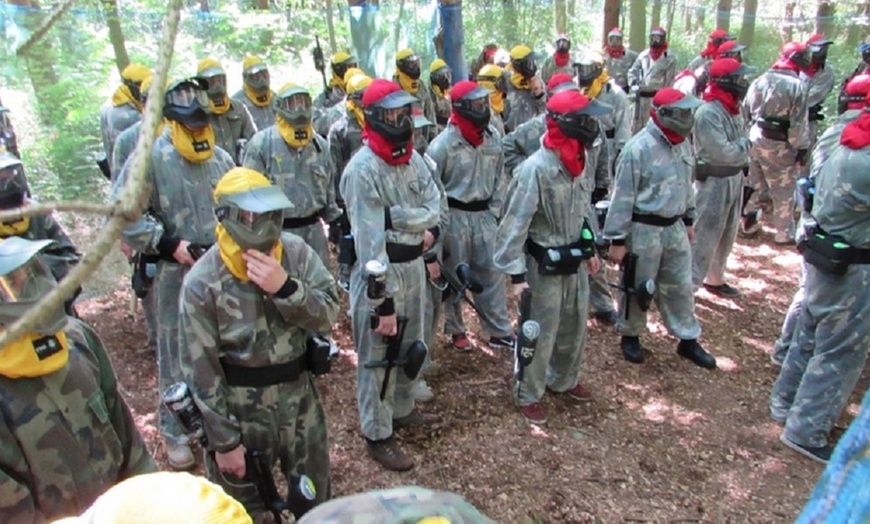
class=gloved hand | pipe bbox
[327,214,347,245]
[795,148,808,167]
[591,187,608,204]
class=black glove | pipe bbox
[795,148,808,167]
[327,214,348,245]
[591,187,608,205]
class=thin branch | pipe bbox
[0,202,116,222]
[15,0,77,58]
[0,0,184,348]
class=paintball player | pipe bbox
[476,63,508,136]
[628,27,678,134]
[99,63,152,179]
[691,58,754,298]
[687,29,734,73]
[112,77,235,470]
[742,42,811,243]
[769,98,870,463]
[313,51,358,136]
[603,88,716,370]
[427,58,452,133]
[717,40,747,62]
[393,48,438,144]
[0,102,20,158]
[836,37,870,111]
[427,80,513,352]
[340,79,442,471]
[675,32,735,97]
[242,83,340,266]
[494,90,609,424]
[504,44,547,132]
[0,237,154,521]
[770,74,870,367]
[178,168,338,515]
[603,27,638,91]
[231,55,277,132]
[541,33,574,85]
[468,43,498,82]
[803,35,836,149]
[197,57,257,165]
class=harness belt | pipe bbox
[447,198,491,212]
[282,213,320,229]
[220,356,307,388]
[632,213,681,227]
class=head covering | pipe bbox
[704,58,755,114]
[840,92,870,149]
[450,80,491,146]
[362,79,417,165]
[773,41,811,73]
[605,27,626,58]
[546,73,576,95]
[650,88,702,143]
[544,90,608,177]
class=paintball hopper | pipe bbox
[365,259,388,329]
[516,320,539,374]
[455,262,483,294]
[635,279,655,312]
[163,382,207,447]
[595,200,610,231]
[403,340,428,380]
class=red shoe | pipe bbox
[565,383,593,402]
[519,403,547,424]
[451,332,471,352]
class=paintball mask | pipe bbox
[649,28,667,49]
[0,237,67,336]
[213,167,292,253]
[163,78,211,130]
[607,29,624,49]
[710,60,756,100]
[574,57,604,88]
[781,42,814,72]
[555,34,571,54]
[717,41,746,63]
[276,85,313,128]
[243,62,271,95]
[452,82,492,129]
[547,95,610,148]
[430,60,453,92]
[477,65,508,95]
[363,89,416,145]
[331,52,359,83]
[198,63,228,105]
[396,51,422,80]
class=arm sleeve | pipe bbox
[493,166,539,276]
[593,137,611,190]
[345,167,394,293]
[502,127,529,178]
[791,85,811,149]
[240,104,257,139]
[489,145,508,218]
[0,424,47,524]
[318,138,342,222]
[112,159,163,254]
[327,126,346,198]
[693,108,751,166]
[38,214,80,283]
[613,92,632,149]
[241,131,269,173]
[387,161,442,233]
[270,241,340,333]
[603,146,641,242]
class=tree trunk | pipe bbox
[683,2,692,33]
[739,0,757,46]
[665,0,676,34]
[716,0,731,32]
[392,0,405,52]
[629,0,646,52]
[554,0,567,34]
[781,2,795,42]
[602,0,621,47]
[439,0,466,85]
[694,5,705,30]
[325,0,337,51]
[847,2,870,48]
[256,0,268,8]
[650,0,662,30]
[501,0,519,48]
[347,0,384,77]
[103,0,130,74]
[567,0,576,20]
[815,2,835,37]
[8,0,61,125]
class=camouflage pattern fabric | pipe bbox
[297,486,498,524]
[504,79,547,132]
[242,126,340,265]
[690,99,751,288]
[494,146,595,405]
[231,89,277,133]
[603,120,701,340]
[313,87,346,138]
[489,109,506,138]
[803,66,836,147]
[179,234,338,515]
[340,146,441,440]
[112,129,235,445]
[327,112,365,200]
[420,153,450,358]
[540,55,574,85]
[99,101,141,179]
[743,68,809,237]
[426,84,451,134]
[687,54,710,73]
[427,123,512,339]
[604,48,639,91]
[596,80,632,153]
[627,49,678,133]
[0,317,155,523]
[207,101,257,165]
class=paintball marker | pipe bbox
[608,252,655,320]
[440,261,484,317]
[514,288,539,390]
[364,315,427,401]
[96,153,111,181]
[313,35,328,93]
[186,242,211,262]
[130,252,158,299]
[163,381,208,447]
[365,259,388,329]
[422,251,448,291]
[594,200,611,256]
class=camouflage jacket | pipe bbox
[99,101,141,177]
[502,114,610,189]
[111,121,141,181]
[426,84,451,132]
[810,110,860,179]
[504,80,547,132]
[242,126,341,224]
[420,152,450,238]
[692,99,751,171]
[540,55,574,85]
[494,145,596,277]
[490,110,506,138]
[178,233,339,453]
[603,120,696,242]
[313,87,347,138]
[812,137,870,249]
[207,101,257,165]
[687,54,710,73]
[604,49,639,90]
[327,113,365,189]
[230,89,277,133]
[427,122,505,218]
[339,146,441,296]
[744,68,810,149]
[627,49,678,91]
[113,129,235,255]
[1,203,80,284]
[595,80,632,150]
[0,317,155,522]
[803,66,836,110]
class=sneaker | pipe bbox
[677,339,717,370]
[564,383,593,402]
[393,409,442,430]
[740,210,762,238]
[592,310,620,326]
[366,436,414,471]
[779,433,832,464]
[411,380,435,403]
[451,332,471,352]
[488,335,515,350]
[519,403,548,424]
[166,442,195,470]
[337,264,351,293]
[703,282,741,298]
[621,335,644,364]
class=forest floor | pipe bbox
[76,229,868,523]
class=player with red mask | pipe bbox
[628,27,679,133]
[541,33,574,85]
[603,27,638,90]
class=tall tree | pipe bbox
[665,0,677,34]
[602,0,621,47]
[347,0,385,77]
[102,0,130,74]
[567,0,576,20]
[439,0,467,85]
[847,2,870,47]
[325,0,337,50]
[554,0,567,34]
[716,0,732,32]
[501,0,519,46]
[815,2,834,37]
[739,0,757,46]
[9,0,62,125]
[781,2,795,43]
[650,0,662,30]
[629,0,646,52]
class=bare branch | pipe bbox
[0,0,184,348]
[0,202,117,222]
[15,0,77,58]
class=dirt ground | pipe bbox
[76,231,869,523]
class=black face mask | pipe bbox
[556,41,571,54]
[431,71,452,91]
[365,105,414,145]
[398,57,422,80]
[514,58,537,79]
[649,35,666,49]
[714,75,749,100]
[454,96,491,129]
[812,49,828,66]
[551,111,600,147]
[124,80,142,104]
[164,104,210,130]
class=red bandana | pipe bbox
[554,50,570,67]
[605,45,625,59]
[450,113,484,147]
[841,110,870,150]
[649,43,668,61]
[805,63,819,77]
[771,58,800,74]
[649,111,686,145]
[703,83,740,115]
[363,127,413,165]
[543,117,586,177]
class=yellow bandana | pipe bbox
[508,68,530,90]
[244,85,272,107]
[0,331,69,379]
[111,85,143,112]
[395,71,420,95]
[583,70,611,100]
[209,96,231,116]
[432,84,450,99]
[346,99,365,129]
[170,120,215,163]
[0,217,30,237]
[329,72,346,92]
[276,116,313,149]
[216,224,283,282]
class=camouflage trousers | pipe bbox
[691,174,742,287]
[204,374,330,516]
[422,246,445,368]
[142,284,158,354]
[514,256,589,406]
[284,221,332,271]
[154,262,189,445]
[748,138,799,237]
[588,270,616,314]
[618,222,702,340]
[770,262,870,448]
[443,209,511,338]
[772,264,806,365]
[349,258,427,440]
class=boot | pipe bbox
[165,441,195,470]
[677,339,717,369]
[366,436,414,471]
[393,409,442,430]
[620,335,644,363]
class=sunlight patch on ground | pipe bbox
[759,455,788,474]
[341,351,359,367]
[714,356,739,372]
[717,471,752,501]
[641,396,705,426]
[740,336,774,356]
[748,421,784,440]
[530,425,549,438]
[695,293,744,312]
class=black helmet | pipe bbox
[574,55,604,88]
[451,81,491,129]
[709,59,756,100]
[396,49,422,80]
[362,79,418,145]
